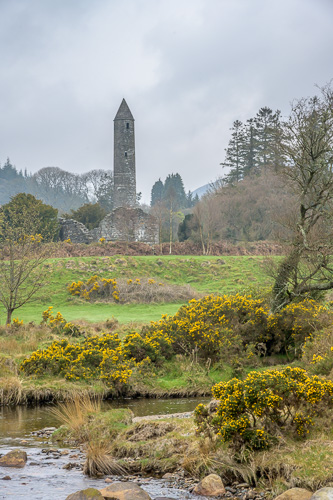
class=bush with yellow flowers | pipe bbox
[141,295,332,361]
[195,367,333,451]
[122,330,174,363]
[266,300,332,357]
[67,275,197,304]
[141,294,269,361]
[41,306,81,337]
[302,325,333,376]
[20,332,132,393]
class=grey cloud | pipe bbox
[0,0,332,202]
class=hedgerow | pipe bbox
[194,367,333,451]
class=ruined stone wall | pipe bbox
[58,208,158,245]
[58,218,94,244]
[98,207,158,245]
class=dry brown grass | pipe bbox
[83,440,126,477]
[0,377,23,405]
[49,395,101,442]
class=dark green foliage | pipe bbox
[1,193,59,241]
[69,203,106,230]
[150,173,193,210]
[221,108,282,184]
[150,179,164,206]
[178,214,199,242]
[0,158,21,181]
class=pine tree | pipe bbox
[221,120,247,184]
[254,107,282,171]
[150,179,164,206]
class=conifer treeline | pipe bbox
[221,107,283,184]
[150,173,199,209]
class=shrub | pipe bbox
[41,306,81,336]
[302,326,333,376]
[141,294,269,361]
[195,367,333,451]
[20,333,132,393]
[266,300,331,357]
[67,275,197,304]
[141,295,331,361]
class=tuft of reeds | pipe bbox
[0,377,23,405]
[49,394,101,442]
[83,439,126,477]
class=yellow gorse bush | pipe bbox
[142,294,270,360]
[20,332,132,392]
[67,275,193,304]
[41,306,81,336]
[195,367,333,450]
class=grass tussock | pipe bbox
[0,376,22,405]
[49,395,101,442]
[83,440,126,477]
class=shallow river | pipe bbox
[0,398,210,499]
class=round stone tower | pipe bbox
[113,98,136,209]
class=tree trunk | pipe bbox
[271,249,301,313]
[6,309,13,325]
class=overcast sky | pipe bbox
[0,0,332,202]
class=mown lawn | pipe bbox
[0,254,276,325]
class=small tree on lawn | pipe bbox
[0,207,49,324]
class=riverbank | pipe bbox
[1,398,333,499]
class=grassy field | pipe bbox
[0,254,275,325]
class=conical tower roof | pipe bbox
[114,98,134,121]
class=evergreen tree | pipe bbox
[221,120,247,183]
[253,107,282,170]
[150,178,164,206]
[243,118,257,177]
[163,173,187,210]
[0,158,18,181]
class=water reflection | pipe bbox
[0,397,210,445]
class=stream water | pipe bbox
[0,398,210,499]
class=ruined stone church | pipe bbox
[60,99,158,244]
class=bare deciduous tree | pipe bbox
[271,83,333,311]
[0,209,48,324]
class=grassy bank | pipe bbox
[50,402,333,498]
[0,255,274,324]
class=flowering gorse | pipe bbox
[20,332,132,392]
[195,367,333,451]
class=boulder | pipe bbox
[99,482,151,500]
[193,474,225,497]
[310,488,333,499]
[66,488,104,500]
[274,488,313,500]
[0,450,27,468]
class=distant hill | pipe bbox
[192,182,216,199]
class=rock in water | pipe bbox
[99,482,151,499]
[193,474,225,497]
[66,488,104,500]
[0,450,27,468]
[274,488,313,499]
[310,488,333,500]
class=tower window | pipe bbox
[125,152,127,158]
[126,122,129,129]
